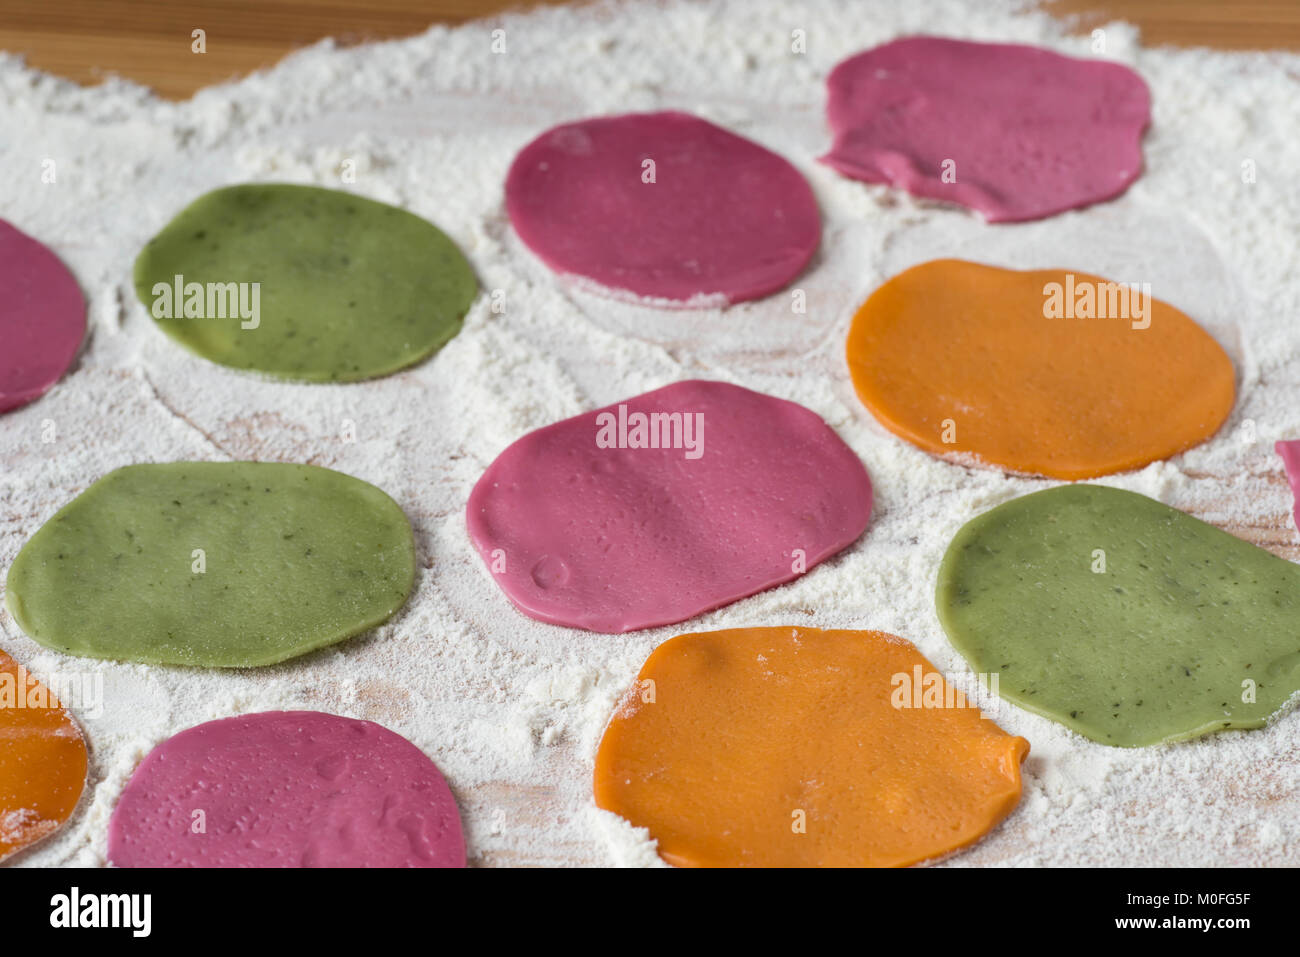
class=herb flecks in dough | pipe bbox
[6,462,415,668]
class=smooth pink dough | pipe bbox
[504,111,821,304]
[0,220,85,413]
[466,380,873,633]
[821,36,1151,223]
[107,712,466,868]
[1277,440,1300,531]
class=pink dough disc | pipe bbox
[108,711,466,868]
[1277,440,1300,531]
[0,220,86,413]
[505,111,821,305]
[821,37,1151,223]
[466,380,873,633]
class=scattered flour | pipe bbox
[0,0,1298,866]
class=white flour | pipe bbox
[2,0,1299,867]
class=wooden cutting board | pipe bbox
[4,0,1298,871]
[1,0,1299,99]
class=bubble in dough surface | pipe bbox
[467,381,872,633]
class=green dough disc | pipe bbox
[936,484,1300,747]
[134,184,478,382]
[5,462,415,668]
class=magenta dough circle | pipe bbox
[505,111,821,304]
[108,711,466,868]
[467,380,873,633]
[821,37,1151,223]
[0,220,85,412]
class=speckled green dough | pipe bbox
[5,463,415,668]
[134,184,477,382]
[936,485,1300,747]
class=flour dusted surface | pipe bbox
[1,0,1298,866]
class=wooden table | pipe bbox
[3,0,1297,872]
[2,0,1299,100]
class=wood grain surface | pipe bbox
[1,0,1298,99]
[4,0,1298,872]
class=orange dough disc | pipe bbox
[593,627,1028,867]
[0,647,88,861]
[846,259,1235,479]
